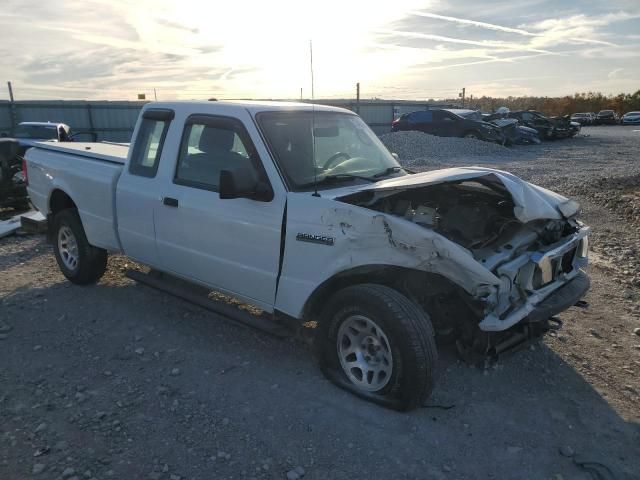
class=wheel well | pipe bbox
[49,189,76,216]
[302,265,476,321]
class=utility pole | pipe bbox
[7,81,16,131]
[154,88,158,101]
[469,94,473,108]
[356,82,360,114]
[300,87,303,100]
[461,87,466,108]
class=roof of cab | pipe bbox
[143,100,355,116]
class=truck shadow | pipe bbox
[2,278,639,480]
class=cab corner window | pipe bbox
[129,113,171,178]
[174,119,255,192]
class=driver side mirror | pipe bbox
[391,152,399,161]
[219,166,272,201]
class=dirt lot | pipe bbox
[1,127,639,480]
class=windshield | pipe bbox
[257,111,405,191]
[13,125,59,139]
[453,110,482,121]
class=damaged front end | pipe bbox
[337,168,590,361]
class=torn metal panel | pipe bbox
[332,167,578,223]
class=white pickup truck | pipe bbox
[25,101,590,410]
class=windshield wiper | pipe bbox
[298,174,377,190]
[372,166,410,178]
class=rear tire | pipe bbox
[317,284,438,411]
[463,131,480,140]
[52,209,107,285]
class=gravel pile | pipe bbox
[379,130,514,167]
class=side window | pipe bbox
[408,111,432,124]
[129,109,173,177]
[174,116,255,192]
[521,112,533,121]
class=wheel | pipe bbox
[52,209,107,284]
[463,131,480,140]
[317,284,437,411]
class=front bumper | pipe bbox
[479,226,590,332]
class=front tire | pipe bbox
[52,209,107,285]
[317,284,438,411]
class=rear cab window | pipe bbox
[129,109,174,177]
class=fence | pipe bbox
[0,99,462,141]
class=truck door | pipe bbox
[116,109,174,266]
[153,113,284,311]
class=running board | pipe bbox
[125,269,291,338]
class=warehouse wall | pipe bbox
[0,99,459,141]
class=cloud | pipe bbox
[608,68,624,78]
[409,11,539,36]
[0,0,638,100]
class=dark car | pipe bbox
[0,138,29,208]
[596,110,618,125]
[488,110,572,139]
[486,118,541,145]
[391,109,504,144]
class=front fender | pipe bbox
[275,194,500,319]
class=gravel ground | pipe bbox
[1,126,640,480]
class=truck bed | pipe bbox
[25,142,127,252]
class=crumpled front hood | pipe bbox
[333,167,579,223]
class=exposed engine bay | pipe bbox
[336,176,588,363]
[347,179,579,256]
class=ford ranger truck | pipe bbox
[24,101,590,410]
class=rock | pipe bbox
[33,344,43,351]
[62,467,76,478]
[634,327,640,336]
[293,466,305,476]
[0,320,12,333]
[135,347,145,355]
[33,463,46,474]
[170,368,180,376]
[34,422,47,433]
[559,445,574,457]
[589,329,602,338]
[54,440,69,451]
[222,418,230,426]
[170,475,181,480]
[286,470,300,480]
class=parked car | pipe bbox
[478,116,541,145]
[24,101,591,411]
[487,110,572,139]
[391,109,505,144]
[7,122,96,155]
[621,111,640,125]
[595,110,618,125]
[570,113,595,125]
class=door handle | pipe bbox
[163,197,179,207]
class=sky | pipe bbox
[1,0,639,101]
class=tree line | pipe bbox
[452,90,640,116]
